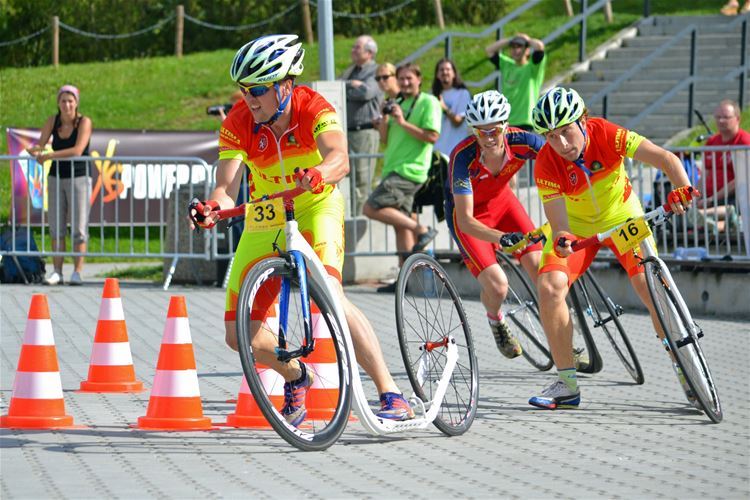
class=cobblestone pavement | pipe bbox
[1,282,748,499]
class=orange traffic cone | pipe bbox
[136,296,213,430]
[304,303,341,419]
[1,295,76,429]
[79,278,144,393]
[226,307,282,428]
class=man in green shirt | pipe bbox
[485,33,546,130]
[363,62,442,292]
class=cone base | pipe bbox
[225,414,273,429]
[79,380,145,393]
[1,413,75,429]
[136,415,214,431]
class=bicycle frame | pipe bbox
[208,190,459,436]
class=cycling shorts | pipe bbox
[538,202,657,284]
[446,193,541,277]
[224,189,345,322]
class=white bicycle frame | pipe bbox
[282,218,459,435]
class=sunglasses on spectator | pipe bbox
[239,82,274,97]
[375,74,394,82]
[472,124,506,138]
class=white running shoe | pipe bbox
[44,271,63,286]
[529,380,581,409]
[69,271,83,286]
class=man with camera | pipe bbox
[341,35,382,215]
[363,62,442,292]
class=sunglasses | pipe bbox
[239,82,274,97]
[375,74,393,82]
[472,124,506,138]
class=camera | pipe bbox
[206,104,233,116]
[382,100,396,115]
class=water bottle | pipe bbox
[422,248,437,298]
[673,246,707,260]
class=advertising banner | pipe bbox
[7,128,219,225]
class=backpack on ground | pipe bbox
[0,228,46,284]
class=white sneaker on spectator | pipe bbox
[44,271,63,286]
[69,271,83,286]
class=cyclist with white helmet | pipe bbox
[190,34,414,426]
[529,86,696,410]
[445,90,545,359]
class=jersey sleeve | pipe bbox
[218,116,248,162]
[306,93,343,140]
[417,94,442,134]
[449,145,474,196]
[601,119,644,159]
[534,146,564,203]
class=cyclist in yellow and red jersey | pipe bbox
[445,91,545,359]
[528,87,697,410]
[189,35,413,426]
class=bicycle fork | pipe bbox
[275,250,315,362]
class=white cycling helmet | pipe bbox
[230,34,305,85]
[465,90,511,127]
[532,86,586,133]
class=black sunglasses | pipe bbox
[375,74,393,82]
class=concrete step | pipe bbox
[623,34,745,49]
[585,100,718,117]
[638,16,749,36]
[574,65,741,82]
[570,79,750,96]
[603,46,745,61]
[590,55,741,72]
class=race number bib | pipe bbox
[244,198,284,232]
[611,218,651,254]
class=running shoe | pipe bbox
[281,363,314,427]
[490,320,523,359]
[412,227,438,252]
[376,392,415,421]
[44,271,63,286]
[529,380,581,409]
[69,271,83,286]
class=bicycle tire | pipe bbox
[581,271,644,384]
[236,257,353,450]
[395,253,478,436]
[496,252,554,371]
[568,282,604,374]
[644,259,722,423]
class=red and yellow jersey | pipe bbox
[534,117,645,236]
[218,85,342,212]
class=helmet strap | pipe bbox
[253,82,292,132]
[573,119,592,176]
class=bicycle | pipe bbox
[501,227,643,384]
[562,193,722,423]
[192,185,478,451]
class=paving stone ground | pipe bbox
[1,281,748,499]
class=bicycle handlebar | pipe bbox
[192,186,308,224]
[500,226,547,254]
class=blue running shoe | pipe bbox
[376,392,415,421]
[281,363,314,427]
[529,380,581,409]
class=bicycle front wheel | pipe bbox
[568,284,604,374]
[236,257,353,450]
[496,252,554,371]
[396,254,478,436]
[575,272,644,383]
[644,258,722,423]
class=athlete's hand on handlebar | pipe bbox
[499,232,525,250]
[187,198,220,231]
[554,231,577,258]
[293,167,325,194]
[666,186,700,216]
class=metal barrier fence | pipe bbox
[1,155,213,289]
[3,145,747,289]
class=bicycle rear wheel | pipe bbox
[568,284,603,374]
[396,254,478,436]
[496,252,553,371]
[644,258,722,423]
[576,272,643,383]
[236,257,353,450]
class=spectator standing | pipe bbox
[374,62,401,103]
[27,84,92,286]
[341,35,382,215]
[363,63,441,292]
[699,99,750,212]
[432,58,472,156]
[485,33,546,130]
